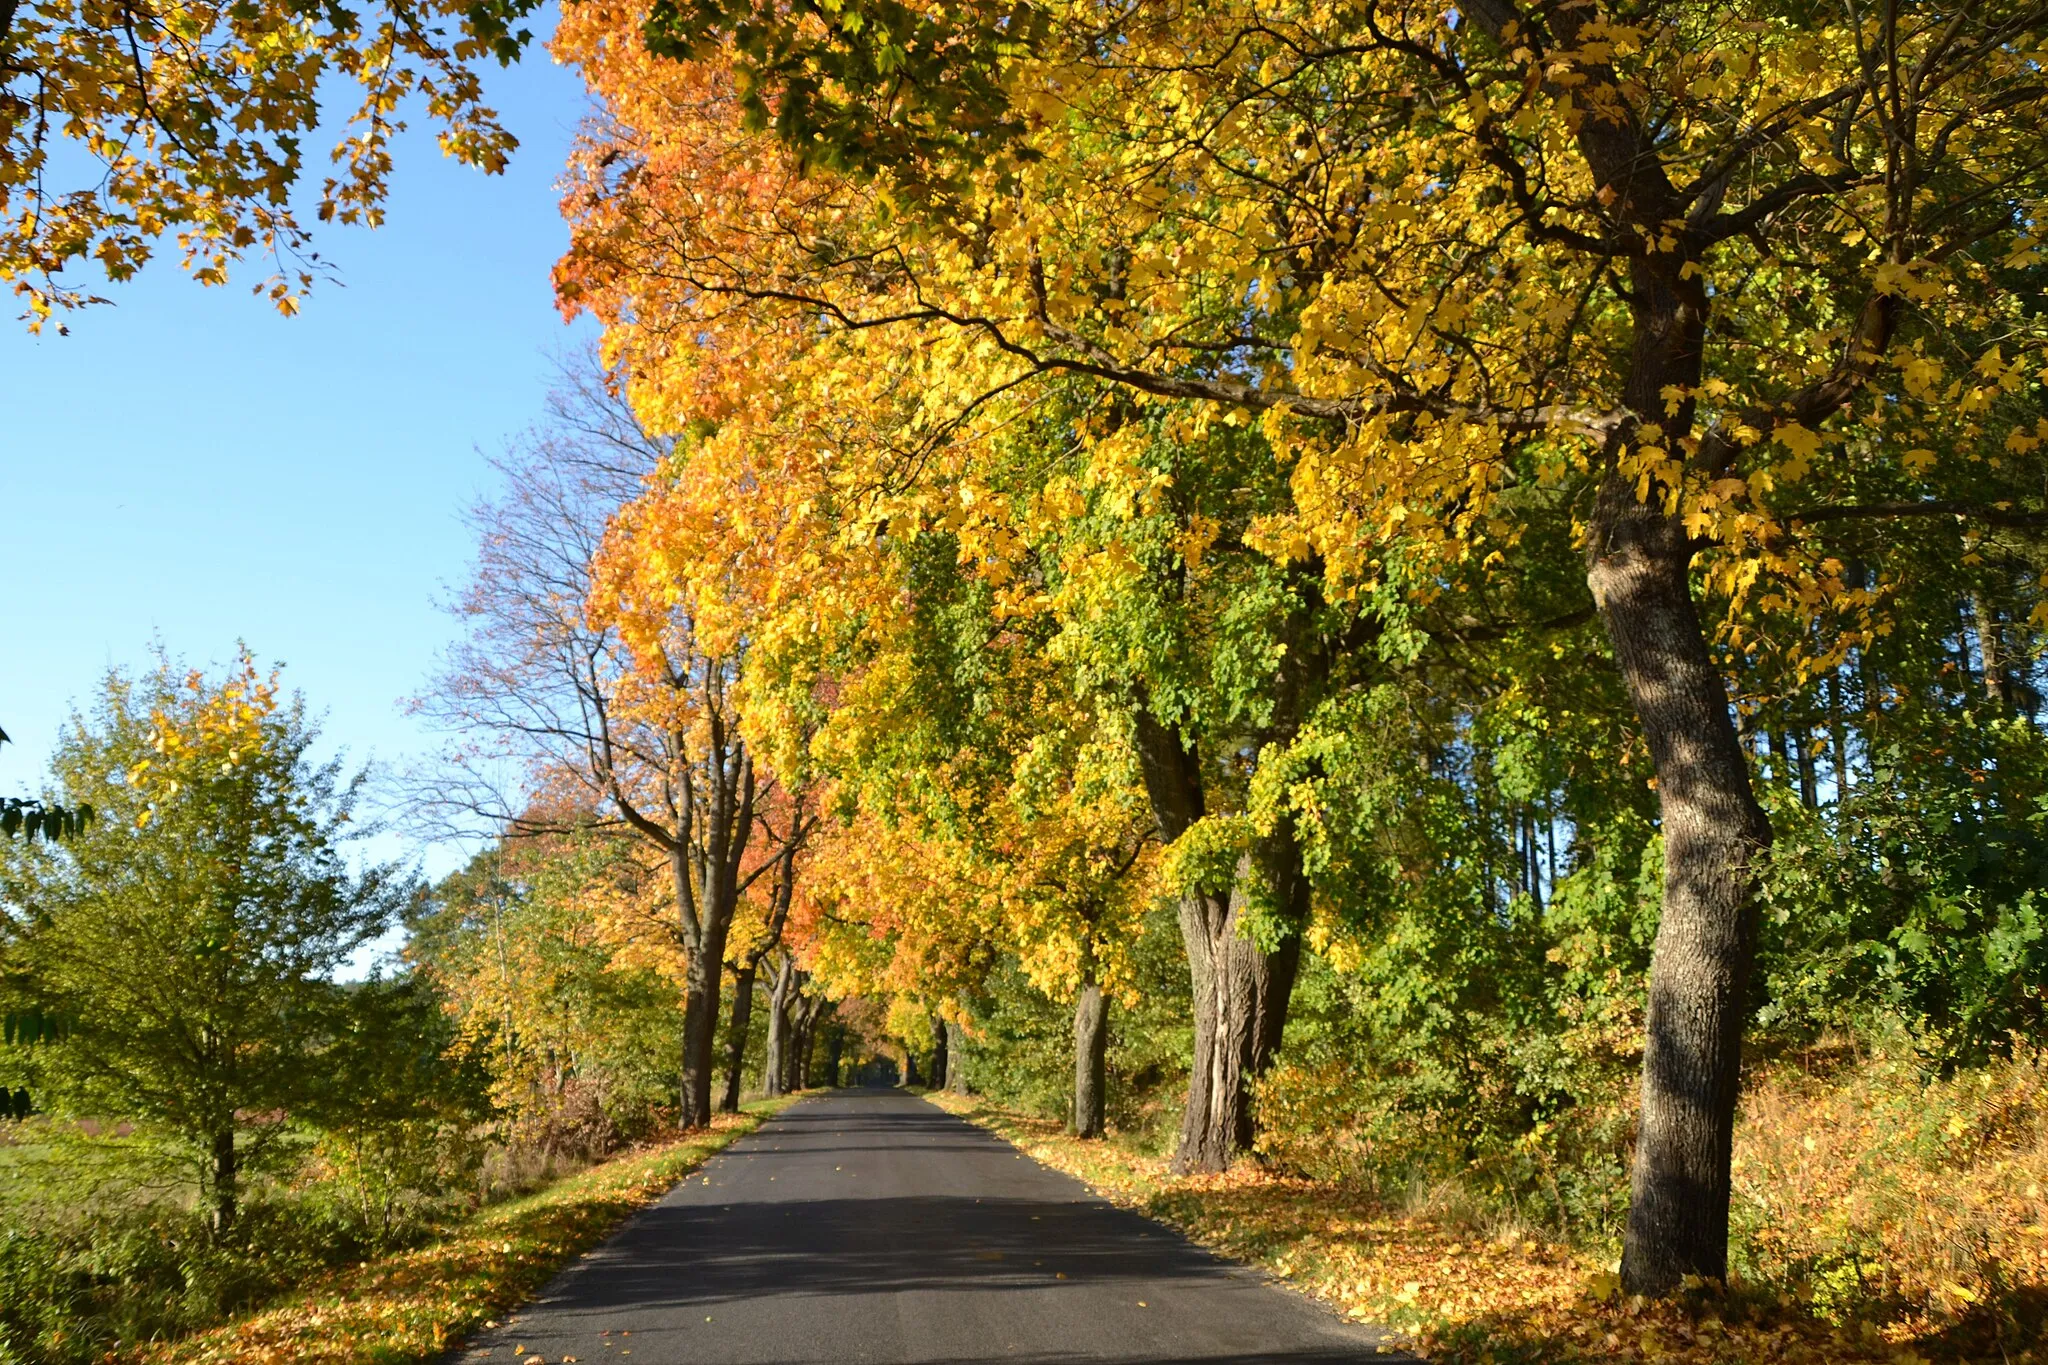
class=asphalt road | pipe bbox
[455,1087,1402,1365]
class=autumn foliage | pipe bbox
[537,0,2048,1346]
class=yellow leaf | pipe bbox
[1774,421,1824,460]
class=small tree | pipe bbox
[0,651,408,1237]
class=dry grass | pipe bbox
[1732,1045,2048,1351]
[929,1048,2048,1365]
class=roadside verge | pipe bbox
[129,1097,799,1365]
[922,1091,1932,1365]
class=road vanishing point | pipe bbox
[456,1088,1405,1364]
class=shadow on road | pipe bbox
[464,1091,1407,1363]
[577,1192,1253,1310]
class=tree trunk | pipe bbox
[763,955,795,1096]
[679,914,732,1128]
[719,961,757,1113]
[826,1026,845,1088]
[799,998,824,1087]
[210,1127,238,1240]
[1071,980,1108,1139]
[790,997,814,1089]
[1132,713,1307,1173]
[946,1019,969,1094]
[1828,670,1852,802]
[1173,863,1303,1171]
[1973,595,2008,707]
[1796,727,1819,809]
[1588,477,1773,1297]
[928,1012,949,1091]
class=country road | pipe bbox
[455,1088,1401,1364]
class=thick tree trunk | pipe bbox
[1071,980,1108,1139]
[928,1013,949,1091]
[719,962,757,1113]
[1132,713,1308,1173]
[1174,886,1241,1170]
[946,1020,969,1094]
[1589,480,1773,1296]
[679,945,723,1127]
[210,1127,238,1240]
[826,1026,845,1088]
[1173,874,1302,1171]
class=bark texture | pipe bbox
[1586,313,1774,1291]
[1133,713,1308,1173]
[1592,494,1771,1293]
[1071,980,1108,1139]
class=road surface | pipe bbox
[456,1087,1400,1364]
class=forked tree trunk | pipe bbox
[1589,476,1773,1295]
[1440,0,1798,1295]
[720,961,757,1112]
[1071,980,1108,1139]
[945,1020,969,1094]
[1133,714,1308,1173]
[1173,862,1304,1171]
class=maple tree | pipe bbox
[556,0,2048,1293]
[0,0,540,327]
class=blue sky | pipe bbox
[1,37,595,898]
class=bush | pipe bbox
[0,1106,487,1364]
[0,1197,356,1365]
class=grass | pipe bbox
[927,1052,2048,1365]
[124,1096,799,1365]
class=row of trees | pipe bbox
[9,0,2047,1311]
[526,0,2048,1300]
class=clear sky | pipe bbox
[0,35,596,907]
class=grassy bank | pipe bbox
[927,1051,2048,1365]
[124,1097,798,1365]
